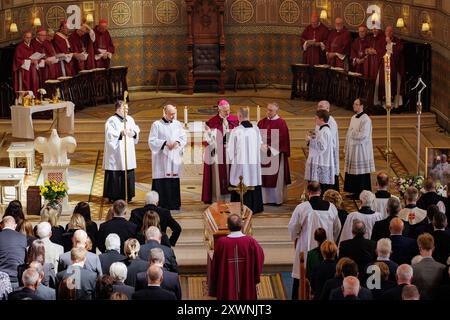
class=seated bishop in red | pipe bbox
[202,100,239,204]
[210,214,264,300]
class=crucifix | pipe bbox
[228,175,254,217]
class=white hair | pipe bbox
[376,238,392,258]
[105,233,121,252]
[411,255,423,265]
[22,268,39,287]
[359,190,375,208]
[145,191,159,205]
[317,100,331,111]
[145,226,162,241]
[73,229,88,246]
[396,264,413,282]
[163,104,176,114]
[109,262,128,283]
[343,276,360,296]
[36,222,52,239]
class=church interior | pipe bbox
[0,0,449,301]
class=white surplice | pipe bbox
[339,210,384,243]
[305,124,335,184]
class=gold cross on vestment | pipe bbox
[228,176,254,216]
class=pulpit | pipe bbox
[185,0,225,94]
[203,202,253,291]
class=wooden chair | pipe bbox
[91,68,108,105]
[234,66,257,92]
[109,66,129,102]
[290,64,311,100]
[156,67,178,92]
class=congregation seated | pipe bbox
[412,233,446,300]
[132,265,176,300]
[136,210,171,247]
[398,187,427,228]
[98,200,138,254]
[95,275,114,300]
[416,177,446,214]
[130,191,182,247]
[367,262,395,299]
[389,218,418,265]
[338,220,376,274]
[20,220,37,247]
[8,268,43,300]
[339,191,383,242]
[138,227,179,274]
[56,248,97,300]
[372,197,410,241]
[306,228,327,280]
[58,230,102,276]
[36,222,64,270]
[365,238,398,283]
[30,261,56,300]
[380,264,414,300]
[98,233,126,275]
[39,206,65,247]
[430,211,450,264]
[3,200,25,231]
[0,216,27,288]
[310,240,337,299]
[110,262,135,300]
[62,214,87,252]
[123,239,149,287]
[135,248,182,300]
[73,202,98,253]
[372,173,398,217]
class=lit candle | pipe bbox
[256,105,261,122]
[384,54,392,107]
[184,105,188,125]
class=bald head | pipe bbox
[389,217,404,235]
[335,18,344,31]
[147,265,163,285]
[227,214,243,232]
[396,264,413,284]
[2,216,17,230]
[317,100,330,112]
[358,25,368,38]
[164,104,177,121]
[343,276,360,297]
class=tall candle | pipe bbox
[384,54,392,107]
[184,106,188,124]
[256,105,261,122]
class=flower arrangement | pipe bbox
[393,175,424,197]
[39,180,68,207]
[37,88,47,102]
[435,181,447,197]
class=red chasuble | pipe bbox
[257,117,291,188]
[52,32,74,77]
[30,39,58,87]
[350,37,370,74]
[377,36,404,105]
[326,27,351,68]
[94,27,115,68]
[300,23,329,66]
[210,235,264,300]
[12,41,39,94]
[363,32,385,80]
[201,113,239,203]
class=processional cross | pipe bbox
[228,176,254,217]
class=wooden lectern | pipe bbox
[203,202,253,292]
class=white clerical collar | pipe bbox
[227,231,245,238]
[268,115,280,120]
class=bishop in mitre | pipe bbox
[227,107,264,214]
[103,101,140,202]
[148,105,187,210]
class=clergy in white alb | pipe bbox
[287,181,341,300]
[305,109,335,194]
[317,101,340,191]
[372,172,399,217]
[227,107,264,214]
[103,101,140,202]
[343,98,375,199]
[339,190,383,243]
[257,103,291,205]
[148,105,187,210]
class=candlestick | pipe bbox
[184,106,188,129]
[256,105,261,122]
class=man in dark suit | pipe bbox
[372,197,410,242]
[30,261,56,300]
[135,247,181,299]
[56,248,97,300]
[339,219,376,274]
[109,261,135,300]
[138,226,179,273]
[99,233,126,275]
[389,218,418,265]
[0,216,27,287]
[412,233,446,300]
[381,264,413,300]
[431,211,450,264]
[330,276,366,300]
[8,268,43,300]
[132,265,176,300]
[130,191,182,246]
[98,200,138,253]
[416,177,446,215]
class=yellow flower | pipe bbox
[52,186,57,192]
[44,180,50,186]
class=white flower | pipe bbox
[38,88,47,95]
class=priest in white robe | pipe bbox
[227,107,264,214]
[148,105,187,210]
[305,109,335,194]
[344,98,375,199]
[288,181,341,300]
[103,101,140,202]
[317,101,339,191]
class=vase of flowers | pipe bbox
[39,180,68,207]
[393,175,425,197]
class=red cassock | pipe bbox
[300,23,329,66]
[69,32,95,73]
[257,117,291,188]
[12,41,39,94]
[377,36,404,104]
[364,32,385,80]
[30,39,58,87]
[210,235,264,300]
[201,113,239,203]
[52,32,74,77]
[326,27,351,68]
[350,37,370,75]
[94,27,115,68]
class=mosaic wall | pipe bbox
[0,0,448,124]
